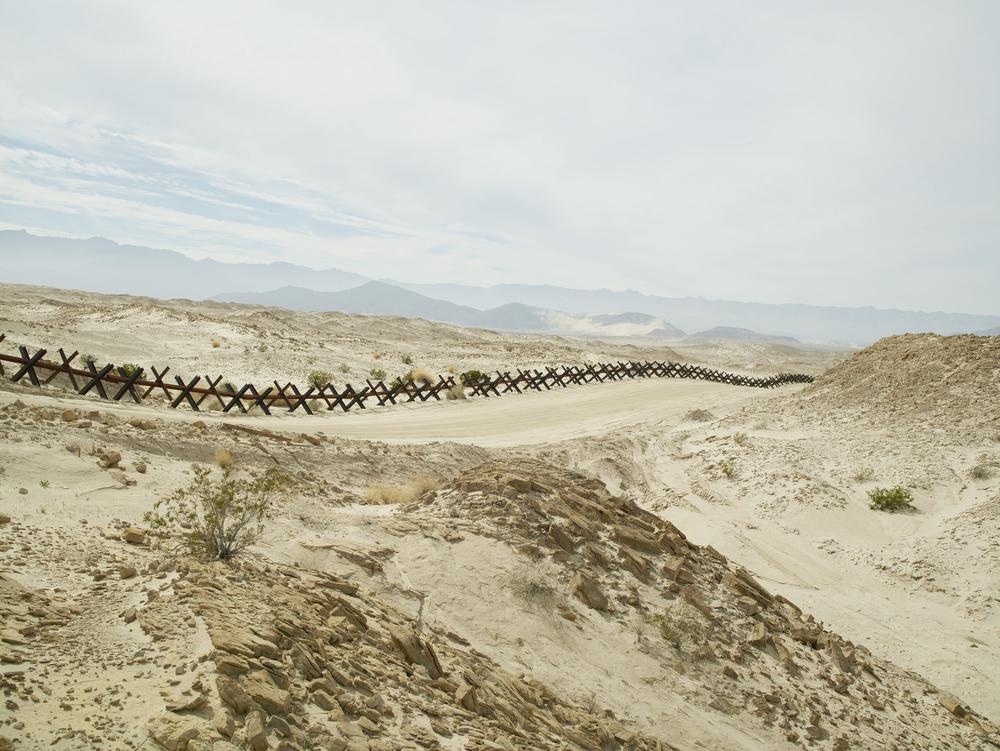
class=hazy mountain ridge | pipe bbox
[0,230,368,299]
[212,283,686,339]
[4,230,999,344]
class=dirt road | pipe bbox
[0,378,790,447]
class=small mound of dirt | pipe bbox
[801,333,1000,437]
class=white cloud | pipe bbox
[0,1,998,312]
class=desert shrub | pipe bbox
[408,367,436,384]
[460,369,484,386]
[684,409,715,422]
[338,363,351,373]
[211,339,221,348]
[214,448,235,468]
[718,459,737,479]
[446,364,458,374]
[369,368,387,381]
[732,432,748,446]
[372,351,382,360]
[221,382,238,394]
[120,362,141,377]
[363,475,440,504]
[144,463,287,560]
[969,464,992,480]
[868,486,914,512]
[648,602,706,652]
[81,353,98,366]
[401,353,413,365]
[508,560,563,611]
[446,382,467,400]
[307,370,333,389]
[852,467,875,482]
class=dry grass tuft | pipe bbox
[363,475,441,504]
[508,560,564,611]
[446,382,467,400]
[211,339,221,348]
[852,467,876,482]
[408,367,437,384]
[214,448,235,468]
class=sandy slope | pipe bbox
[1,290,996,750]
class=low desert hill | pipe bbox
[800,333,1000,440]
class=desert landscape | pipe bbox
[1,284,998,750]
[3,4,999,749]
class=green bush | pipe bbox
[868,486,914,512]
[307,370,333,389]
[144,463,287,560]
[120,362,141,377]
[369,368,387,381]
[460,369,485,386]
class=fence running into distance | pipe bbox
[0,334,814,416]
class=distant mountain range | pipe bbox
[3,230,1000,345]
[214,282,686,339]
[0,230,367,299]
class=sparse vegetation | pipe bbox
[718,459,737,479]
[307,370,333,389]
[969,463,992,480]
[732,432,748,446]
[868,486,915,512]
[446,382,467,400]
[372,351,382,360]
[81,353,97,366]
[214,448,235,468]
[144,463,287,561]
[852,467,876,482]
[39,479,50,488]
[508,560,563,611]
[684,408,715,422]
[338,363,351,374]
[369,368,387,381]
[648,602,706,652]
[363,475,441,504]
[120,362,140,377]
[407,367,436,384]
[401,353,413,365]
[211,339,221,348]
[460,369,484,386]
[221,381,238,394]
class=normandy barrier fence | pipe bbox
[0,333,814,416]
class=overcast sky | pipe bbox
[1,1,998,314]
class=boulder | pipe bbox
[569,572,608,611]
[147,713,204,751]
[239,670,291,714]
[244,710,268,751]
[122,527,146,545]
[939,694,967,718]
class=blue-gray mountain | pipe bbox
[3,230,999,345]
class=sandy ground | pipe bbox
[1,288,996,751]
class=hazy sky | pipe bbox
[1,2,998,314]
